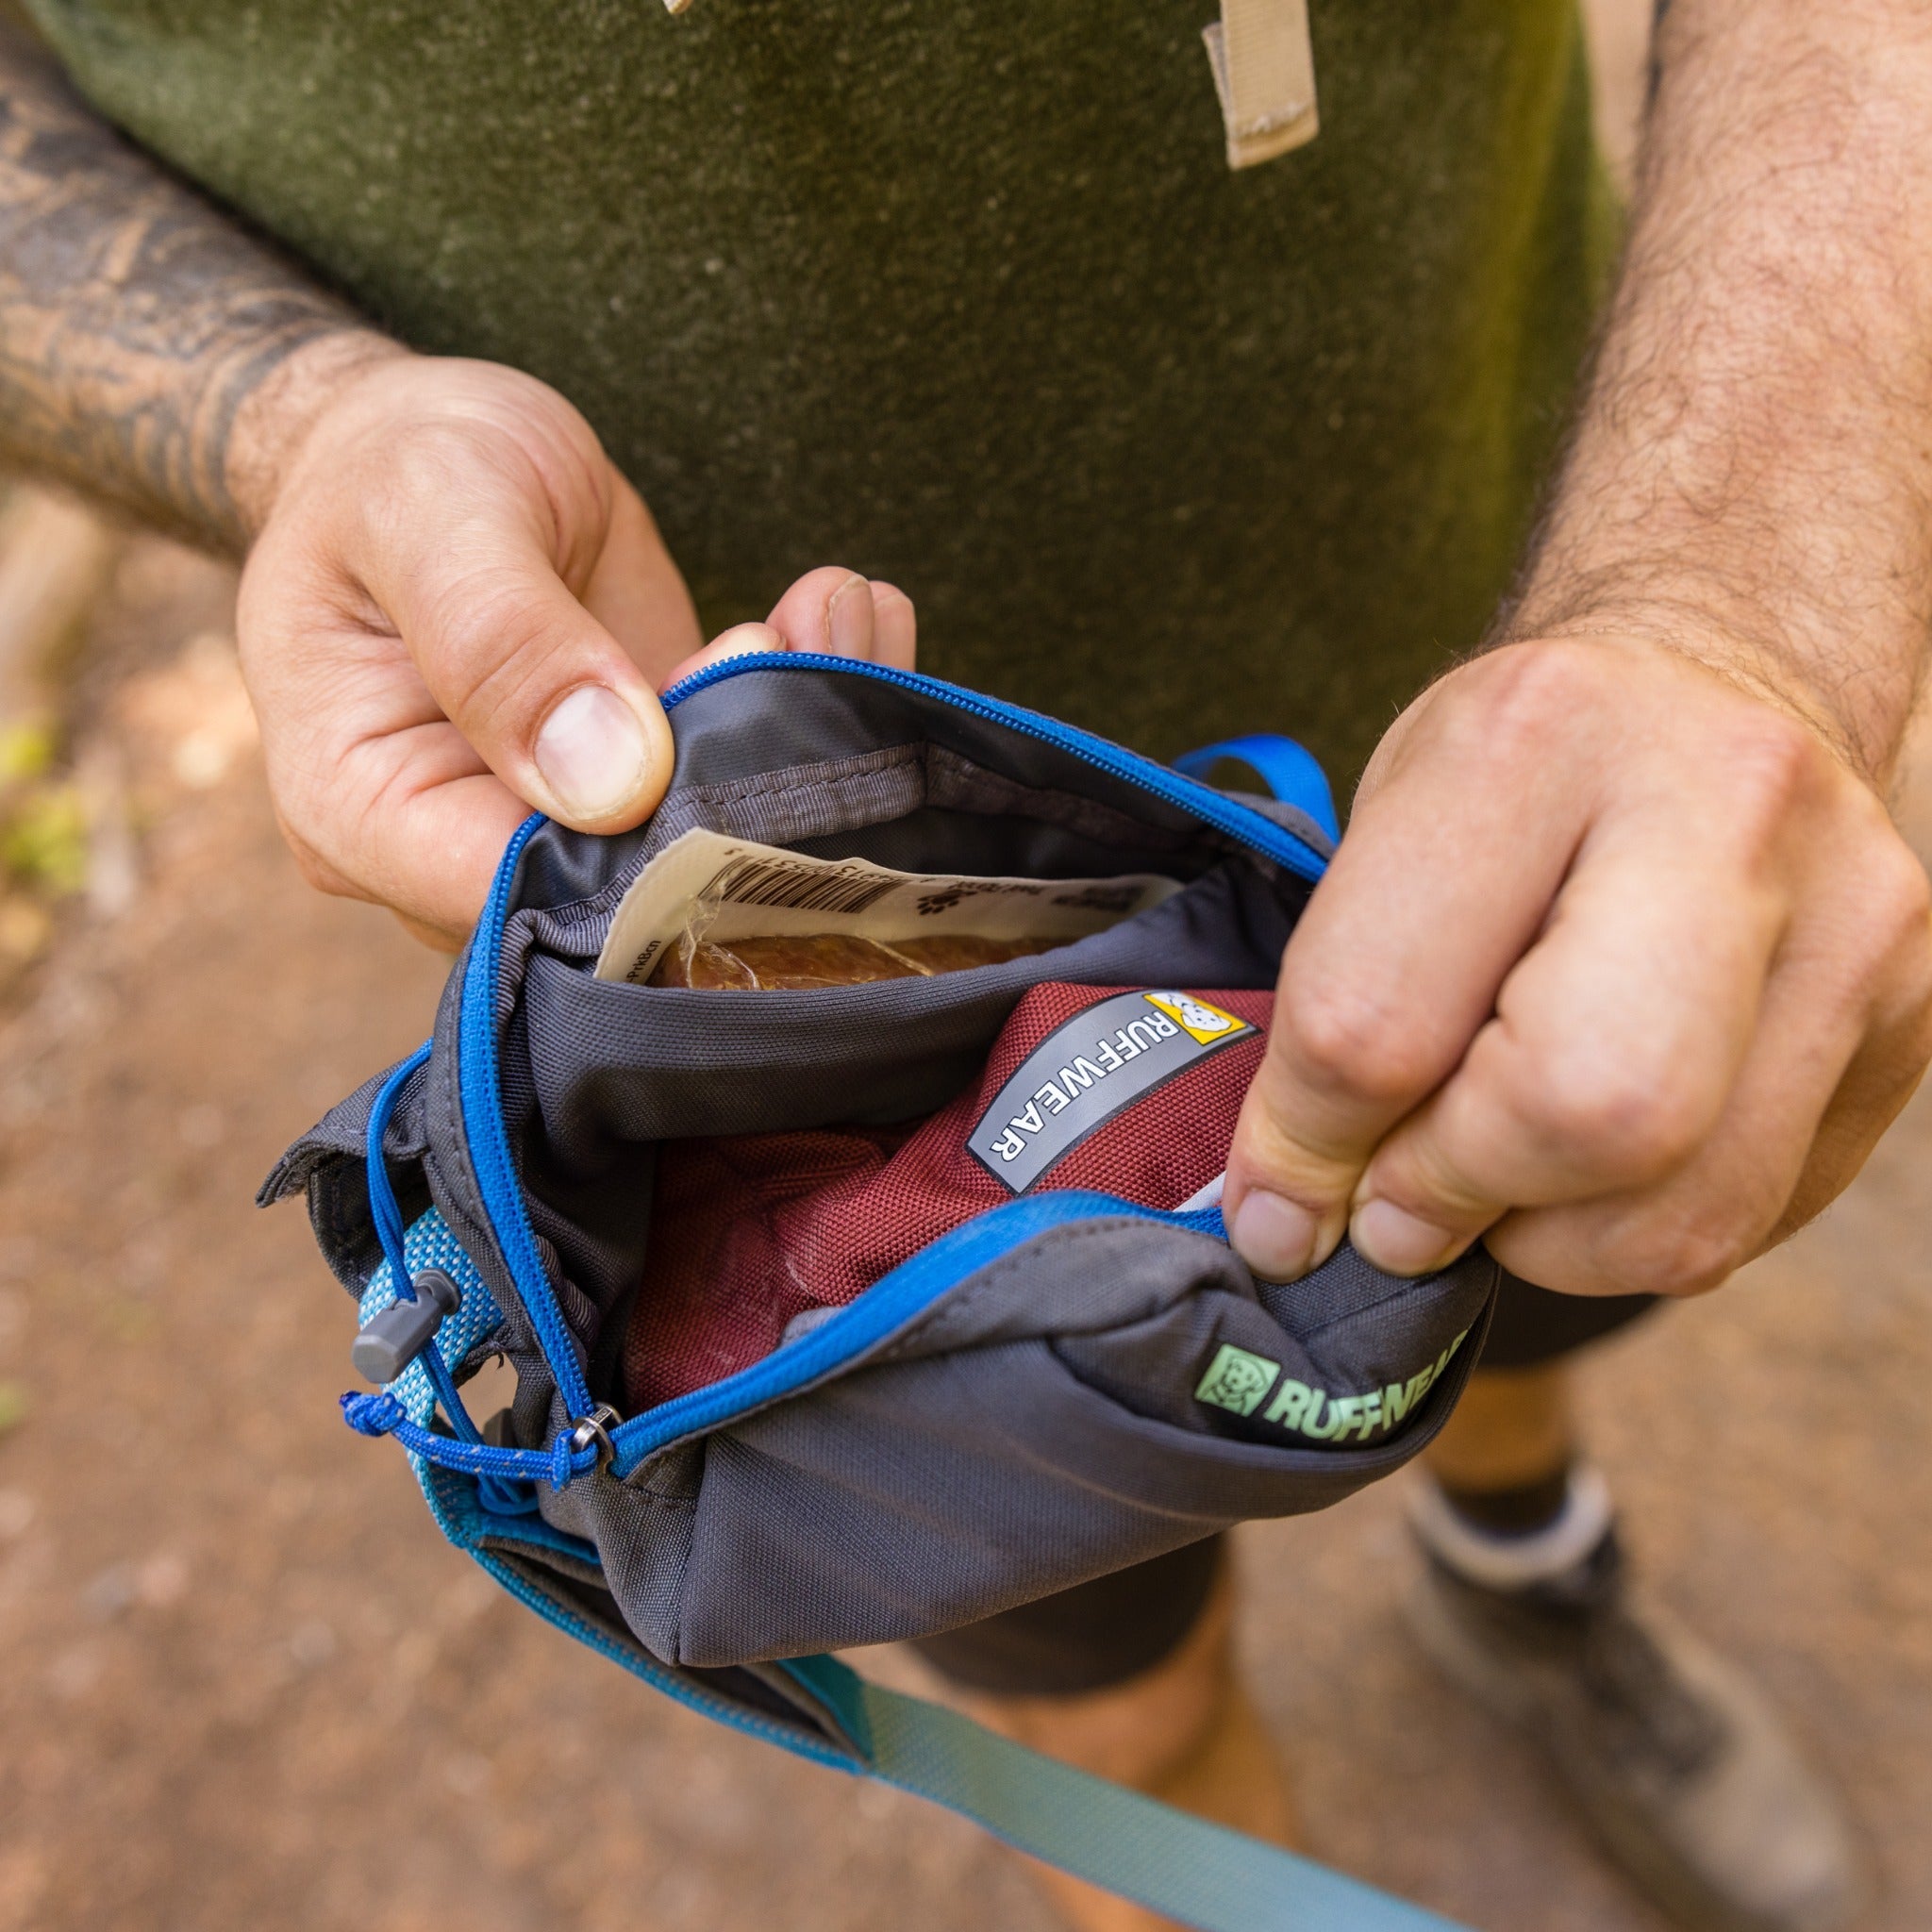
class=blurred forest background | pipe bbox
[0,5,1927,1929]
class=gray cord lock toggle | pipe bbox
[351,1268,462,1385]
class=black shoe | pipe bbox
[1406,1524,1871,1932]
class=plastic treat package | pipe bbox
[651,929,1056,989]
[593,828,1181,987]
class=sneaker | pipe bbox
[1406,1519,1871,1932]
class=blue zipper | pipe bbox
[658,653,1330,883]
[458,811,601,1421]
[608,1191,1226,1474]
[459,653,1329,1469]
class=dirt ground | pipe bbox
[0,521,1926,1932]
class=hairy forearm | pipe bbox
[0,23,394,551]
[1503,0,1932,785]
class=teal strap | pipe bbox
[1174,733,1341,842]
[784,1655,1471,1932]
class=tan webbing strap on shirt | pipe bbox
[1202,0,1320,170]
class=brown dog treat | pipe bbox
[884,935,1056,974]
[652,931,923,990]
[650,940,757,990]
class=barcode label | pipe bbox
[706,855,900,917]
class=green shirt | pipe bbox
[29,0,1615,786]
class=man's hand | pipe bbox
[0,33,914,945]
[1223,638,1932,1297]
[237,350,914,944]
[1227,0,1932,1298]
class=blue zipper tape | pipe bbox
[458,812,599,1422]
[610,1191,1224,1473]
[659,654,1331,882]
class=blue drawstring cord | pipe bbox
[365,1044,430,1286]
[365,1046,482,1441]
[359,1046,544,1510]
[340,1391,598,1490]
[341,1390,407,1437]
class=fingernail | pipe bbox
[1228,1191,1318,1282]
[827,575,873,658]
[871,582,917,668]
[534,685,650,820]
[1351,1198,1461,1276]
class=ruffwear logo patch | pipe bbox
[1143,991,1245,1045]
[1193,1327,1474,1445]
[967,989,1257,1193]
[1194,1343,1282,1417]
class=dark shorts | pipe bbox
[914,1273,1656,1695]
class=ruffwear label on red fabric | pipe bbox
[967,990,1257,1193]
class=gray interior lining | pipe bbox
[514,738,1252,965]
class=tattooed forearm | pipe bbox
[0,24,387,551]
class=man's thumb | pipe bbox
[408,555,675,833]
[530,680,671,827]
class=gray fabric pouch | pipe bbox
[263,656,1495,1705]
